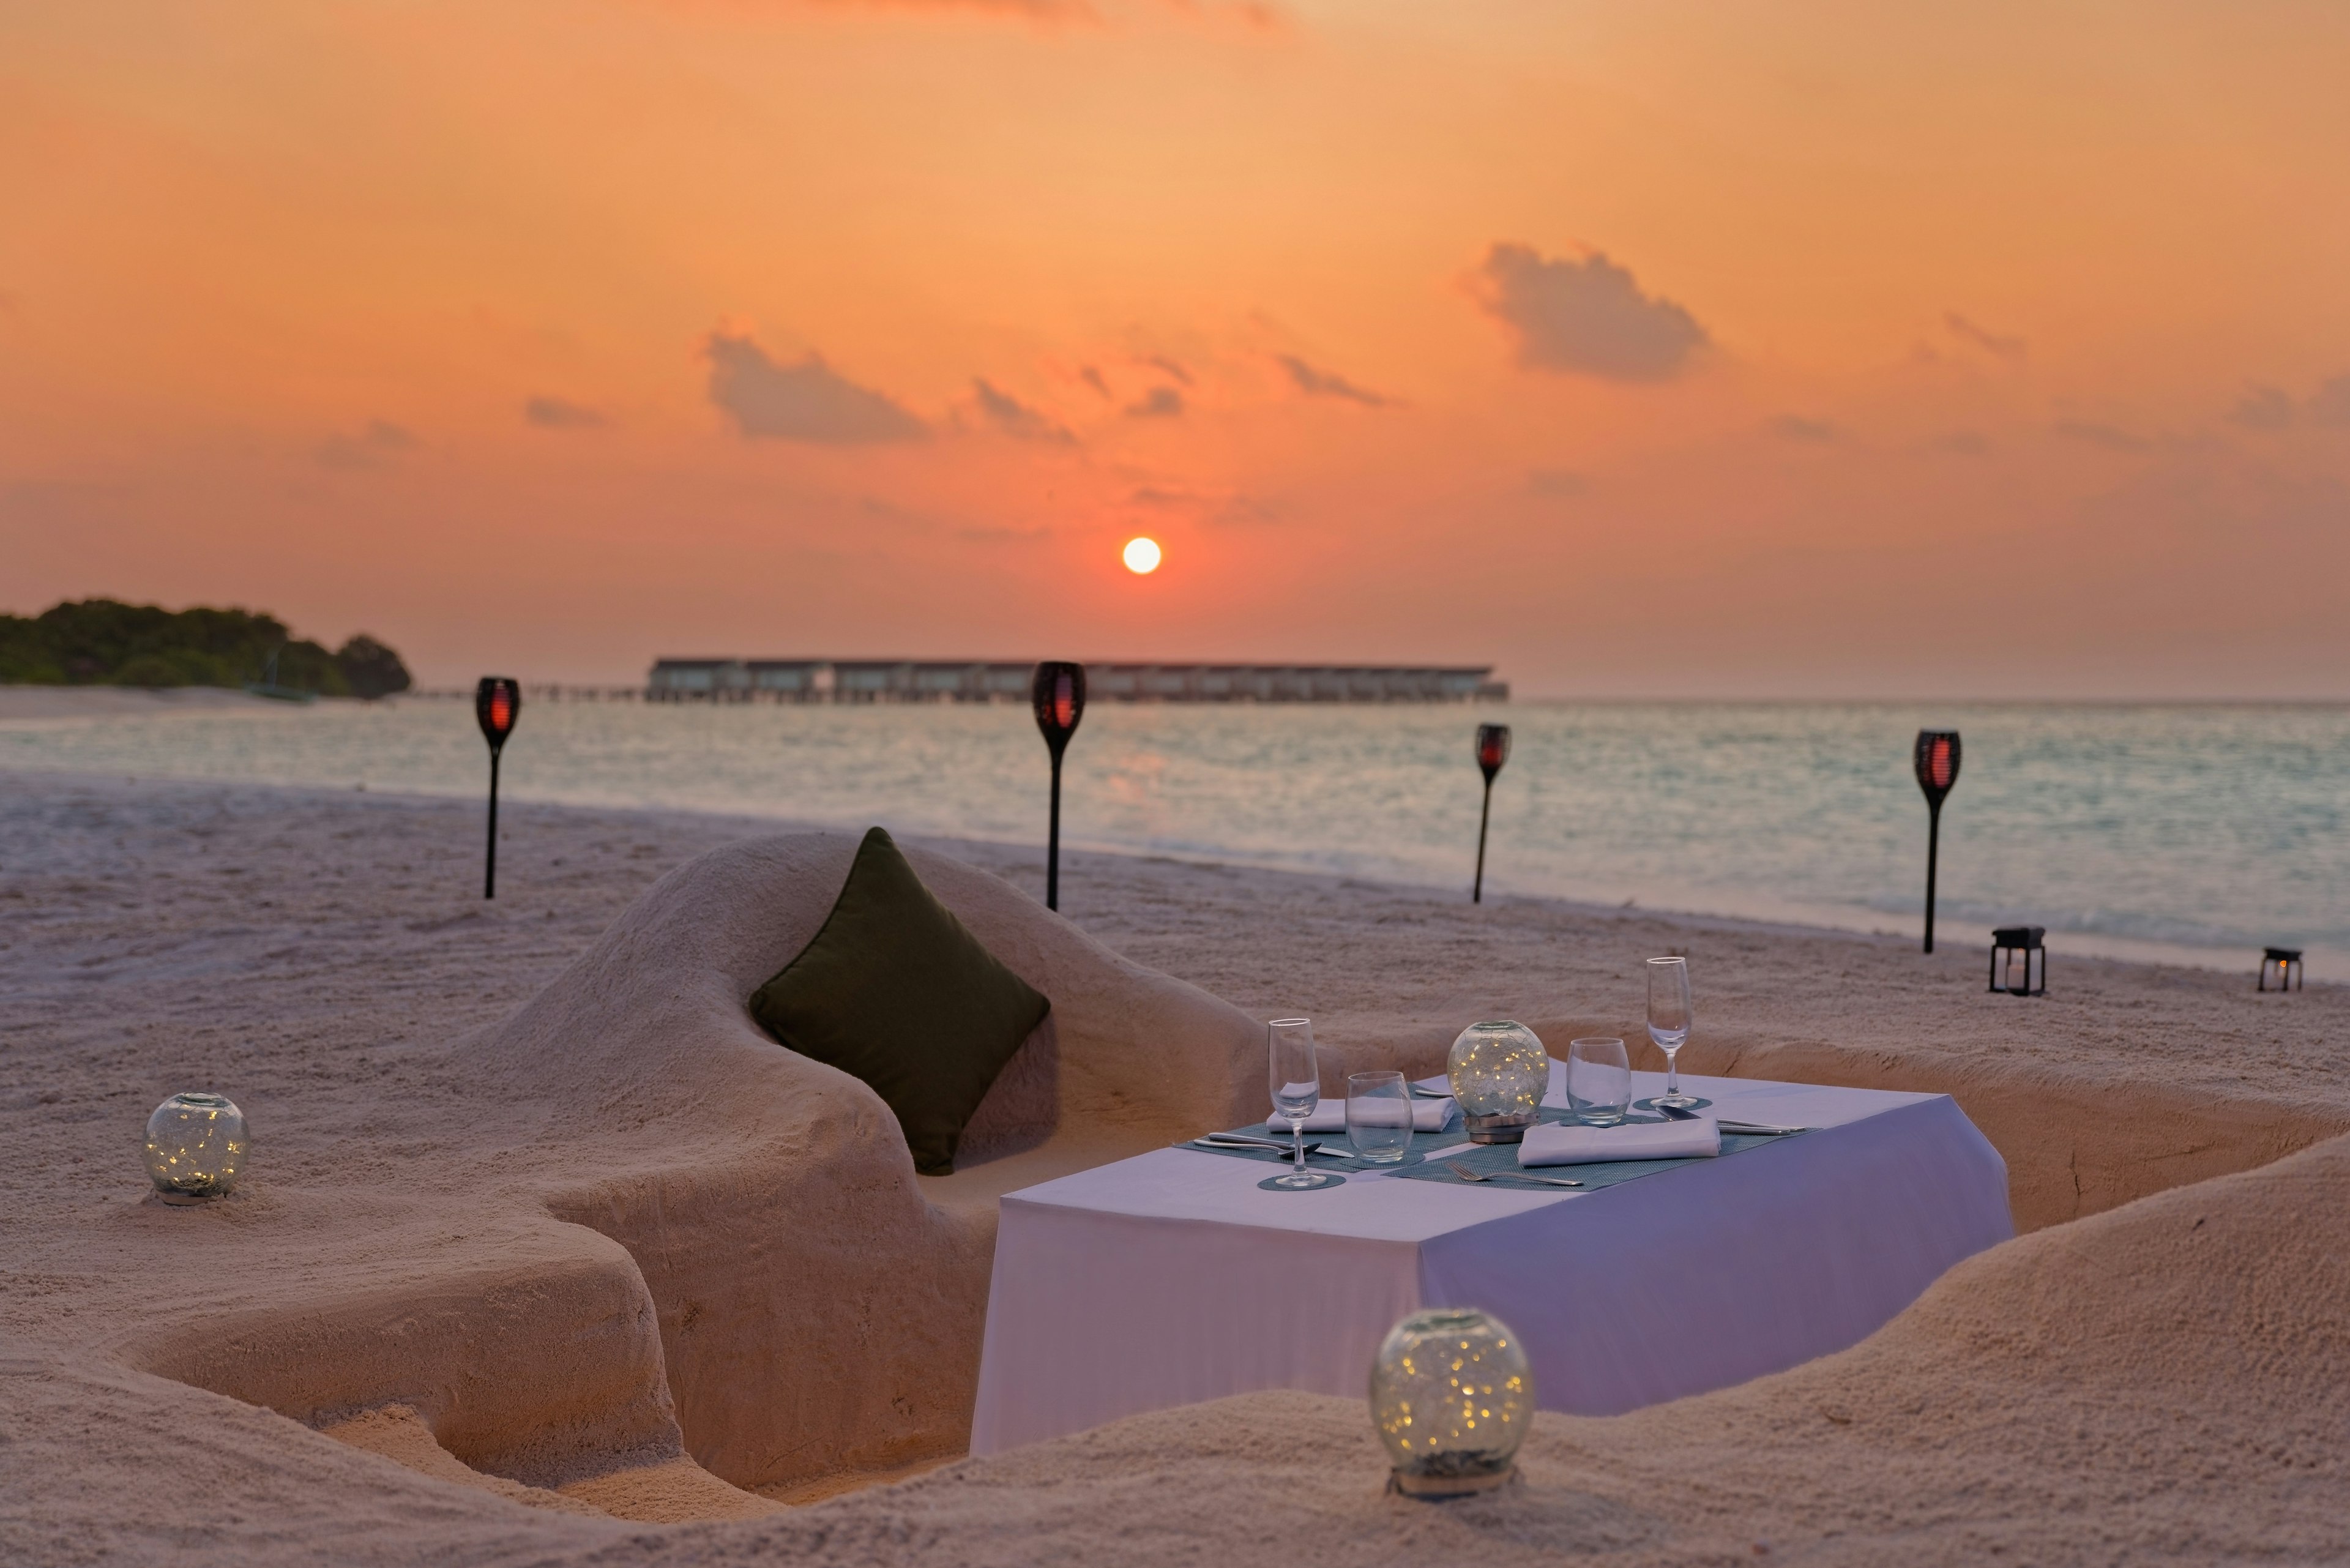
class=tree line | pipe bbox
[0,599,413,698]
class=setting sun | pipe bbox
[1122,537,1163,576]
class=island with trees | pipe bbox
[0,599,412,699]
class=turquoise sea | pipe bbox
[4,698,2343,979]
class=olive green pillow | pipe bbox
[748,827,1050,1175]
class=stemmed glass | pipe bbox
[1646,957,1697,1110]
[1268,1018,1338,1189]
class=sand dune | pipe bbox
[2,770,2342,1565]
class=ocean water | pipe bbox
[5,698,2344,979]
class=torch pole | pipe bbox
[484,750,502,902]
[1922,798,1941,953]
[1473,777,1494,904]
[1046,750,1064,912]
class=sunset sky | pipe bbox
[4,0,2348,695]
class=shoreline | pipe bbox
[0,754,2332,985]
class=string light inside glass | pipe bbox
[143,1092,248,1204]
[1447,1020,1548,1143]
[1370,1307,1534,1498]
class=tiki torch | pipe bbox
[1913,728,1961,952]
[1031,661,1086,911]
[1472,723,1510,904]
[476,677,521,900]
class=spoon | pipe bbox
[1446,1160,1583,1190]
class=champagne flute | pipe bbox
[1646,957,1697,1109]
[1268,1018,1337,1189]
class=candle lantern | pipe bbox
[1447,1020,1548,1143]
[1471,724,1510,904]
[2259,947,2303,993]
[1988,925,2046,996]
[143,1092,248,1204]
[474,676,523,900]
[1913,729,1961,953]
[1370,1307,1534,1498]
[1030,661,1087,912]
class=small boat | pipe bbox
[244,646,318,704]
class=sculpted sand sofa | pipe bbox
[133,832,1291,1499]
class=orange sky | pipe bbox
[4,0,2348,694]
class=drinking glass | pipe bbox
[1268,1019,1337,1189]
[1646,956,1697,1109]
[1345,1071,1413,1163]
[1564,1038,1632,1126]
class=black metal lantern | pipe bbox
[1913,729,1961,953]
[475,677,522,900]
[1472,723,1510,905]
[1031,661,1086,912]
[1988,925,2046,996]
[2259,947,2304,993]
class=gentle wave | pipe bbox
[5,697,2343,977]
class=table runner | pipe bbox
[1184,1107,1809,1193]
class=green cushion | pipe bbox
[748,827,1050,1175]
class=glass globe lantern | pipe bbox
[143,1092,248,1204]
[1447,1020,1548,1143]
[1370,1307,1535,1498]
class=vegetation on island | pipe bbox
[0,599,413,698]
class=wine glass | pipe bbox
[1646,957,1697,1109]
[1268,1018,1338,1189]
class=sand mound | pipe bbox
[5,775,2343,1565]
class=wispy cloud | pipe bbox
[1277,354,1394,408]
[1137,354,1193,386]
[1471,242,1709,382]
[970,378,1075,443]
[1766,414,1837,442]
[1125,386,1185,419]
[1944,313,2027,363]
[524,395,608,430]
[1078,365,1113,400]
[1933,430,1992,457]
[1527,469,1587,498]
[704,330,926,444]
[315,419,419,470]
[2310,374,2350,427]
[2053,419,2150,453]
[2228,385,2295,432]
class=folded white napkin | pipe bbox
[1267,1097,1460,1135]
[1519,1116,1720,1167]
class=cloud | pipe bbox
[1137,354,1193,386]
[1471,242,1709,382]
[524,395,608,430]
[2310,374,2350,427]
[704,330,927,444]
[1277,354,1394,408]
[2227,385,2295,432]
[1766,414,1837,442]
[970,378,1075,443]
[1933,430,1993,457]
[1944,313,2027,363]
[1527,469,1587,498]
[1125,386,1185,419]
[315,419,419,470]
[1079,365,1113,400]
[2053,419,2150,453]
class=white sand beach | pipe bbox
[4,769,2344,1566]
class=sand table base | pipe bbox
[3,771,2343,1566]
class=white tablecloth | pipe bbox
[969,1069,2011,1455]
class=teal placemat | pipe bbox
[1182,1109,1808,1193]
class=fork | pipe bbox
[1446,1160,1583,1189]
